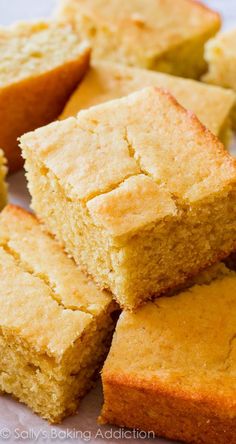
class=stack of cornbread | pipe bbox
[0,1,236,443]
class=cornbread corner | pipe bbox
[21,87,236,310]
[60,61,236,147]
[100,262,236,444]
[0,204,117,423]
[0,150,7,210]
[56,0,220,79]
[0,20,90,172]
[203,29,236,129]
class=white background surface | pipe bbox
[0,1,235,443]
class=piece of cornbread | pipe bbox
[21,87,236,310]
[60,62,236,147]
[0,205,117,423]
[203,29,236,129]
[0,150,7,210]
[56,0,220,78]
[100,263,236,444]
[0,20,90,172]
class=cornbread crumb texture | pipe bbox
[0,20,90,171]
[0,205,116,423]
[21,87,236,309]
[60,62,236,145]
[100,267,236,444]
[0,150,7,210]
[0,21,89,86]
[57,0,220,78]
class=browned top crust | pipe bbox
[20,87,236,238]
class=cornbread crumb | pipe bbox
[203,29,236,129]
[60,62,236,146]
[0,205,117,423]
[21,87,236,310]
[100,262,236,444]
[0,20,90,171]
[56,0,220,78]
[0,150,7,210]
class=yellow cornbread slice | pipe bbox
[0,149,7,210]
[100,264,236,444]
[60,62,236,147]
[0,20,90,172]
[56,0,220,78]
[21,87,236,310]
[0,205,116,423]
[203,28,236,129]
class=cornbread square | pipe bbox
[0,20,90,172]
[60,61,236,147]
[56,0,220,78]
[21,87,236,310]
[100,263,236,444]
[0,150,7,210]
[203,29,236,129]
[0,205,116,423]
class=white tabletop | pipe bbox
[0,1,235,444]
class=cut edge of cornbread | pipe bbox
[0,20,90,172]
[0,150,7,210]
[56,0,221,78]
[21,87,236,310]
[99,262,236,443]
[59,61,236,147]
[0,205,117,423]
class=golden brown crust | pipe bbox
[100,377,236,444]
[100,266,236,442]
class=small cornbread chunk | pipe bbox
[60,62,236,147]
[100,263,236,444]
[0,20,90,172]
[0,205,116,423]
[56,0,220,78]
[0,150,7,210]
[203,29,236,129]
[21,87,236,310]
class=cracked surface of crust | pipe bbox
[0,205,113,357]
[21,87,236,238]
[21,86,236,309]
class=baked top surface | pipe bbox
[60,62,236,137]
[20,87,236,237]
[58,0,220,56]
[0,20,90,87]
[0,205,112,357]
[103,268,236,411]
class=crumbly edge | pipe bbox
[0,302,116,423]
